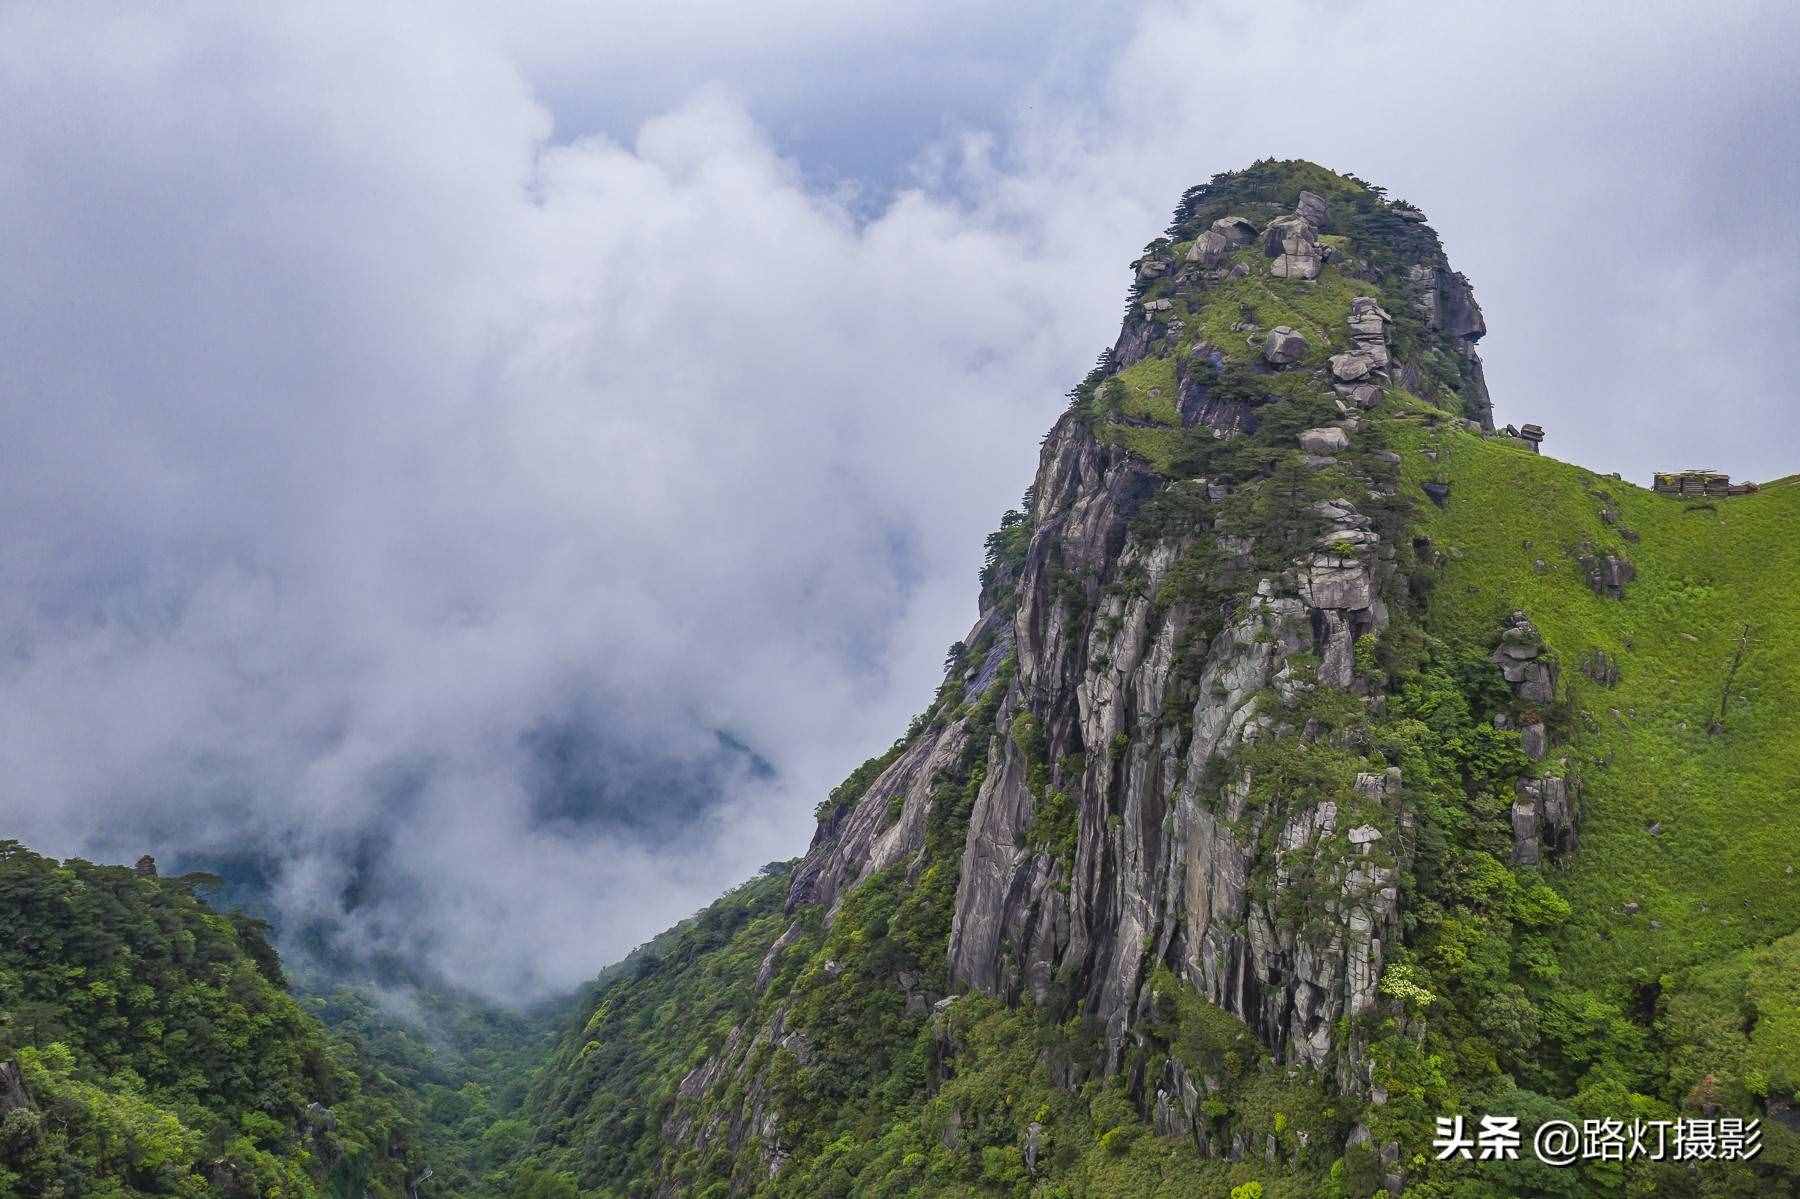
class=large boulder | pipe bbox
[1347,296,1392,340]
[1263,214,1322,280]
[1329,351,1378,382]
[1186,228,1232,269]
[1297,190,1330,227]
[1263,325,1309,366]
[1298,426,1350,455]
[1262,214,1309,255]
[1211,215,1257,245]
[1133,255,1172,283]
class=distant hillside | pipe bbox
[0,842,424,1197]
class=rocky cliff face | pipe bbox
[781,175,1492,1103]
[936,410,1406,1100]
[660,164,1508,1179]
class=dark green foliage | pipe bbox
[0,841,422,1198]
[301,983,559,1198]
[1165,157,1444,281]
[980,503,1034,610]
[1061,350,1118,427]
[814,741,909,822]
[520,865,801,1193]
[1025,787,1078,867]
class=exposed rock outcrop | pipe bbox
[1213,215,1257,245]
[786,719,971,914]
[1512,776,1579,866]
[1492,612,1556,706]
[928,394,1401,1094]
[1580,648,1621,687]
[1408,263,1486,342]
[1299,426,1349,455]
[660,1004,812,1189]
[1179,344,1266,435]
[1023,1121,1045,1174]
[754,921,803,992]
[1406,263,1492,427]
[1577,547,1636,599]
[1330,296,1393,386]
[1263,193,1326,280]
[0,1060,32,1115]
[1189,216,1256,271]
[1134,254,1173,283]
[1187,229,1234,269]
[1296,190,1330,227]
[1487,613,1580,864]
[1263,326,1309,366]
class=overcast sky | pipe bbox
[3,1,1796,1002]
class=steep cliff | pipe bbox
[780,163,1474,1115]
[519,161,1800,1198]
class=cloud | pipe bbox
[0,1,1795,1000]
[0,4,1133,1000]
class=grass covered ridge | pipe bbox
[1397,426,1800,997]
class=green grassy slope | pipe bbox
[1398,425,1800,993]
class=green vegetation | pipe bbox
[1106,356,1179,425]
[1376,422,1800,1193]
[1397,426,1800,996]
[300,984,559,1199]
[523,864,806,1194]
[518,623,1011,1196]
[0,842,423,1198]
[1182,250,1375,364]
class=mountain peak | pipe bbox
[517,167,1800,1195]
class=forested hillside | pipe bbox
[0,842,423,1197]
